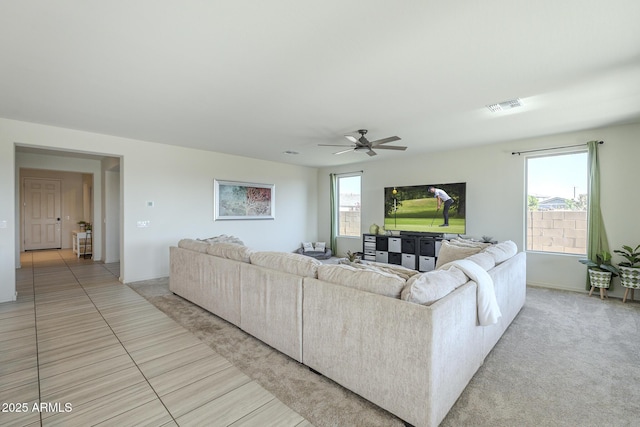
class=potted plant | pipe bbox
[579,251,619,298]
[346,250,360,263]
[77,220,87,231]
[613,244,640,302]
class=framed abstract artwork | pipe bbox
[214,179,275,220]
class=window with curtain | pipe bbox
[337,174,361,237]
[526,151,588,254]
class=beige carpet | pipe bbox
[129,279,640,427]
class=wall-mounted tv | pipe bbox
[384,182,466,234]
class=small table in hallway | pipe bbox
[72,230,92,258]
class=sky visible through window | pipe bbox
[339,175,361,195]
[527,152,587,200]
[339,175,361,211]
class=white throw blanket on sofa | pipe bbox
[449,259,502,326]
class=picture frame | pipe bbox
[214,179,275,220]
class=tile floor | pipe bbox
[0,250,311,427]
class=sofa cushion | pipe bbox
[482,240,517,264]
[401,266,469,305]
[317,264,406,298]
[177,238,210,253]
[250,251,321,278]
[435,240,484,269]
[206,242,253,263]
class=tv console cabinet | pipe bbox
[362,233,442,272]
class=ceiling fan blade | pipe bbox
[334,148,355,155]
[319,144,356,147]
[374,145,407,151]
[371,136,401,146]
[367,149,377,157]
[344,135,358,143]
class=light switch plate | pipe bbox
[137,220,151,228]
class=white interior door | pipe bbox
[24,178,62,250]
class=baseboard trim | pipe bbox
[527,282,588,294]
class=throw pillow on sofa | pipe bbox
[302,242,314,252]
[401,266,469,305]
[435,240,484,269]
[482,240,517,264]
[464,252,496,271]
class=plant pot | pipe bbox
[619,266,640,289]
[588,270,612,289]
[588,270,612,300]
[619,266,639,303]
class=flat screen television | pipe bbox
[384,182,466,234]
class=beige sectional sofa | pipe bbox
[169,238,526,427]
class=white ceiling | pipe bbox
[2,1,640,167]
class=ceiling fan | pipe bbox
[319,129,407,156]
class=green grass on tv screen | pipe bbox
[384,195,466,235]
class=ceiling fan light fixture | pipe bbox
[486,98,523,113]
[345,135,358,143]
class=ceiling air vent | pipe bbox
[486,98,523,113]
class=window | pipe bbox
[526,152,588,254]
[337,174,361,237]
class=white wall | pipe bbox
[100,156,121,266]
[0,118,318,302]
[103,168,121,265]
[318,122,640,298]
[0,141,16,302]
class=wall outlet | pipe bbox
[137,220,151,228]
[0,220,7,229]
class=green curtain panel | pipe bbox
[586,140,611,290]
[330,173,338,254]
